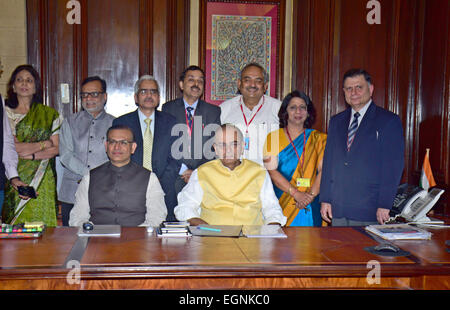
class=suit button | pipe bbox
[344,162,348,166]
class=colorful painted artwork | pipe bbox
[204,1,279,105]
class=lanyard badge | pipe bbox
[240,97,265,152]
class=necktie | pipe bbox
[143,118,153,170]
[347,112,360,151]
[186,106,194,129]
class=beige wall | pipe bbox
[0,0,27,97]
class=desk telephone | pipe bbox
[387,184,445,224]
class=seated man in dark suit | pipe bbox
[162,65,221,193]
[112,75,180,221]
[69,125,167,227]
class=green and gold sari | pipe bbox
[3,103,62,226]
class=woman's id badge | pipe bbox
[296,178,310,187]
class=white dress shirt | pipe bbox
[220,95,281,166]
[349,99,372,129]
[138,108,155,138]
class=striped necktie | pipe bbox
[186,106,194,129]
[347,112,360,151]
[143,118,153,170]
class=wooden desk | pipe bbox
[0,227,449,290]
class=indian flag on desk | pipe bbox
[420,148,436,191]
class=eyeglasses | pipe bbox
[138,88,159,96]
[343,85,364,93]
[107,139,134,147]
[80,91,104,99]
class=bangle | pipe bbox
[39,141,45,151]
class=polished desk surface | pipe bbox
[0,226,449,289]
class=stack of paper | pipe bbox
[242,225,287,238]
[157,222,191,237]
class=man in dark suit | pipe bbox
[162,65,221,193]
[319,69,405,226]
[113,75,180,221]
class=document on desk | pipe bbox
[77,225,121,237]
[189,225,242,237]
[365,224,431,240]
[242,225,287,238]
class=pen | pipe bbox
[197,226,221,232]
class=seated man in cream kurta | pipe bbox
[174,124,286,226]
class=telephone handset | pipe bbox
[388,184,445,224]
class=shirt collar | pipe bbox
[183,98,199,111]
[84,109,106,119]
[351,99,372,120]
[137,108,155,122]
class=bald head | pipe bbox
[213,124,244,168]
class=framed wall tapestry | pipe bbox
[200,0,284,105]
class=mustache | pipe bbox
[245,86,259,91]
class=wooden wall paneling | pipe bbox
[26,0,49,107]
[310,0,334,133]
[86,0,140,117]
[47,0,79,117]
[338,0,395,113]
[445,2,450,216]
[72,0,88,114]
[152,1,168,105]
[276,0,286,100]
[165,0,190,102]
[139,0,153,78]
[418,0,450,215]
[394,0,424,185]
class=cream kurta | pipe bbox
[174,159,286,225]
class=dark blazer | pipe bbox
[162,98,221,192]
[319,102,405,222]
[112,109,181,221]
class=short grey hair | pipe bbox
[134,75,160,95]
[239,62,269,83]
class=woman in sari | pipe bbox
[264,90,327,226]
[2,65,62,226]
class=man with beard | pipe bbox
[162,65,221,193]
[220,63,281,166]
[113,75,180,221]
[59,76,115,226]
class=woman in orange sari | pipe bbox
[264,90,326,226]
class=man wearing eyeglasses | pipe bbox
[112,75,180,221]
[59,76,115,226]
[69,124,167,227]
